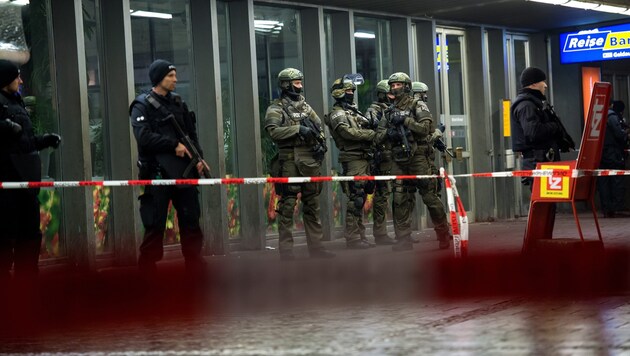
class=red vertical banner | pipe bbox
[582,67,601,121]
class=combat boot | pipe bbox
[438,232,450,250]
[392,237,413,252]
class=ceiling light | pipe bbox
[563,1,600,10]
[130,10,172,19]
[528,0,569,4]
[596,4,627,13]
[10,0,29,5]
[254,20,280,26]
[354,32,376,39]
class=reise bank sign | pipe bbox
[560,23,630,64]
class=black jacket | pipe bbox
[129,91,202,178]
[510,88,563,153]
[0,91,46,182]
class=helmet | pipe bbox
[387,72,412,86]
[278,68,304,99]
[412,81,429,93]
[277,68,303,89]
[388,72,411,97]
[330,77,356,99]
[376,79,389,94]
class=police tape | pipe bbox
[1,168,630,189]
[442,168,468,258]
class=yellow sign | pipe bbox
[540,164,570,199]
[603,31,630,50]
[503,100,511,137]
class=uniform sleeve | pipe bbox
[330,110,375,141]
[374,112,390,144]
[183,104,203,157]
[403,101,433,139]
[130,103,178,154]
[264,105,300,141]
[514,102,561,145]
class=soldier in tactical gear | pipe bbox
[130,59,209,276]
[376,72,451,251]
[264,68,335,260]
[325,76,381,249]
[0,59,61,284]
[365,80,396,245]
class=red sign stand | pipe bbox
[522,82,611,253]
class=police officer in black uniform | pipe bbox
[0,59,61,284]
[130,59,209,275]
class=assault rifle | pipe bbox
[145,94,212,178]
[166,112,212,178]
[300,117,327,162]
[385,105,412,159]
[433,123,455,158]
[544,102,575,152]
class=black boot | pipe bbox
[438,233,450,250]
[374,235,396,245]
[347,239,372,249]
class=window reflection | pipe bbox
[354,16,392,112]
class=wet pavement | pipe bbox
[1,213,630,355]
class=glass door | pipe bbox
[506,34,530,217]
[436,28,473,214]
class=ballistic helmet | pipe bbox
[412,81,429,93]
[330,77,356,99]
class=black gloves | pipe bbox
[4,119,22,135]
[41,133,61,149]
[298,125,316,141]
[386,127,398,141]
[390,112,406,126]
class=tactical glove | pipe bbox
[390,112,406,126]
[298,125,315,141]
[42,133,61,149]
[386,127,398,141]
[4,119,22,135]
[428,128,442,143]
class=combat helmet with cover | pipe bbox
[278,68,304,100]
[387,72,412,98]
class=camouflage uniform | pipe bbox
[376,73,450,251]
[264,68,335,260]
[325,77,376,249]
[365,79,395,244]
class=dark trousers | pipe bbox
[0,189,42,279]
[138,185,203,266]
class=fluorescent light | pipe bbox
[528,0,568,4]
[563,1,600,9]
[10,0,29,5]
[130,10,172,19]
[354,31,376,39]
[596,4,627,13]
[254,20,280,26]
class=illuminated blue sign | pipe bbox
[560,23,630,64]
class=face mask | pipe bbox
[391,87,404,98]
[291,84,302,94]
[343,93,354,104]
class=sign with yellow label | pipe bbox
[540,164,570,199]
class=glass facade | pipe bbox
[83,0,112,255]
[353,16,393,112]
[217,1,241,238]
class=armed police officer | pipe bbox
[264,68,335,260]
[376,72,450,251]
[0,59,61,283]
[365,79,396,245]
[511,66,575,187]
[130,59,209,276]
[325,76,383,248]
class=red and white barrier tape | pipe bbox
[1,168,630,190]
[442,168,469,258]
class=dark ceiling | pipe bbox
[292,0,630,31]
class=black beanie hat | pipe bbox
[148,59,176,87]
[612,100,625,114]
[0,59,20,89]
[520,67,546,88]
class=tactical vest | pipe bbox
[326,106,372,156]
[269,97,316,149]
